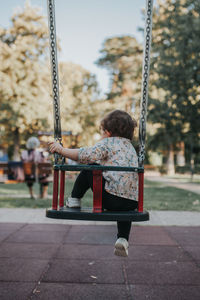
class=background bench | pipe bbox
[0,162,53,183]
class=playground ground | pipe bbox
[0,211,200,300]
[0,175,200,300]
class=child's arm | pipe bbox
[48,142,79,161]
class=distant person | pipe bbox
[21,137,50,199]
[49,110,138,257]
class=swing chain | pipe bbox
[47,1,62,141]
[47,0,63,164]
[138,0,153,167]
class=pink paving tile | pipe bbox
[0,243,59,259]
[128,245,192,262]
[21,223,71,232]
[182,246,200,261]
[165,226,200,246]
[0,258,49,281]
[0,223,24,231]
[43,259,124,284]
[125,261,200,285]
[31,283,129,300]
[129,226,178,245]
[130,284,200,300]
[0,231,15,243]
[64,230,116,245]
[55,244,119,260]
[0,282,36,300]
[5,230,66,244]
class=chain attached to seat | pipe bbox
[47,0,62,164]
[138,0,154,167]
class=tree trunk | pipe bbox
[176,141,185,166]
[190,142,194,181]
[166,144,175,175]
[13,127,21,161]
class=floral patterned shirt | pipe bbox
[78,137,138,201]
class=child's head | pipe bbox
[100,110,137,141]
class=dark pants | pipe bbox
[71,169,138,241]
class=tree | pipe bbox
[0,2,51,159]
[58,62,100,146]
[148,0,200,173]
[96,36,143,116]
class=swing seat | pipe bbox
[46,0,153,223]
[46,164,149,222]
[46,207,149,221]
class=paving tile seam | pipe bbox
[121,262,133,300]
[1,280,198,287]
[36,257,194,262]
[162,227,200,267]
[181,248,200,269]
[37,280,200,287]
[2,243,184,248]
[126,282,200,288]
[0,256,61,260]
[0,255,194,263]
[41,280,127,285]
[28,226,73,299]
[0,280,38,283]
[1,221,200,226]
[162,226,182,246]
[0,223,27,244]
[27,262,52,299]
[0,241,66,244]
[128,283,200,287]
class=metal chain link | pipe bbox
[47,0,62,163]
[47,0,61,139]
[138,0,154,167]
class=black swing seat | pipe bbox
[46,164,149,222]
[46,207,149,222]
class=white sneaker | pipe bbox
[66,197,81,208]
[114,238,129,257]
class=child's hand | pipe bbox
[48,142,63,155]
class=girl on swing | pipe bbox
[49,109,138,257]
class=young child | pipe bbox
[49,110,138,257]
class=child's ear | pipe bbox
[105,130,112,137]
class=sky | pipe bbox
[1,0,147,96]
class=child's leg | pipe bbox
[71,169,93,198]
[102,189,137,241]
[117,221,132,241]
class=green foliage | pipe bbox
[96,36,143,115]
[59,62,100,146]
[0,3,51,157]
[0,2,101,156]
[149,0,200,155]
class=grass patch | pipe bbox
[144,185,200,211]
[0,179,199,211]
[0,181,93,209]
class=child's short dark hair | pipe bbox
[100,110,137,141]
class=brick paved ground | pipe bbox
[0,223,199,300]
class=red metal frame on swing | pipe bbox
[51,168,144,213]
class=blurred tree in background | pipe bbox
[0,2,100,158]
[96,36,143,116]
[148,0,200,174]
[0,2,51,159]
[59,62,99,147]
